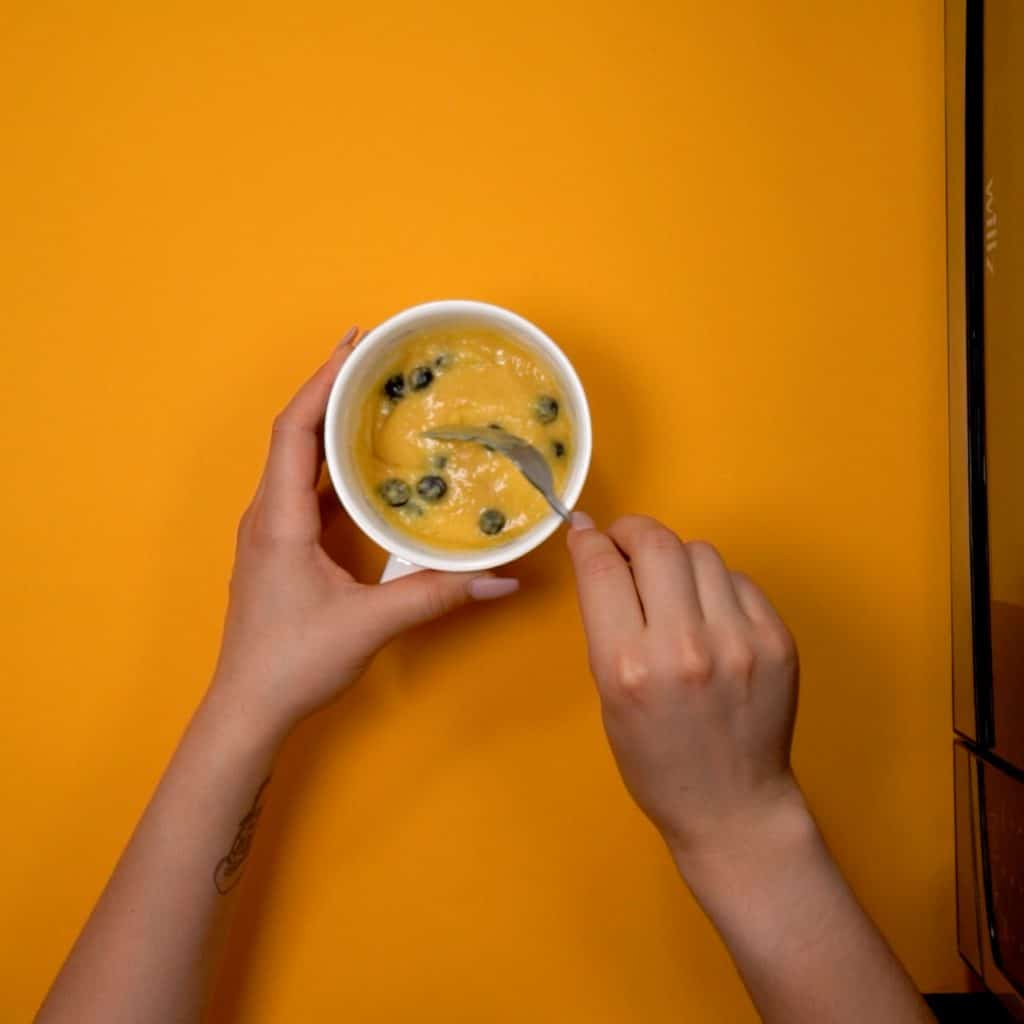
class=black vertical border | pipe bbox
[964,0,995,749]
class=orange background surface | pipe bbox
[1,1,960,1020]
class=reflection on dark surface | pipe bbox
[983,0,1024,767]
[982,759,1024,993]
[991,602,1024,768]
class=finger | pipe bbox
[605,515,702,627]
[261,327,358,541]
[686,541,746,624]
[317,484,345,534]
[731,571,788,630]
[351,323,374,347]
[566,514,645,666]
[362,571,520,644]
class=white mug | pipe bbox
[323,300,593,580]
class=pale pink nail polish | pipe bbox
[570,510,595,532]
[468,577,521,601]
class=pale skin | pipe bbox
[37,332,934,1024]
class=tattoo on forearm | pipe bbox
[214,777,271,895]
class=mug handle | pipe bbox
[380,553,423,582]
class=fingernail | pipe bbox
[468,576,520,601]
[334,326,359,352]
[570,510,595,532]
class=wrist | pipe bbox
[194,677,293,762]
[668,778,847,966]
[669,776,822,903]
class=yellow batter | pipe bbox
[355,326,572,549]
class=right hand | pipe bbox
[566,513,804,862]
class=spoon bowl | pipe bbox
[423,425,571,522]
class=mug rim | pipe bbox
[323,299,592,573]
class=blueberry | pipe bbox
[479,508,506,535]
[410,365,433,391]
[535,395,559,423]
[384,373,405,400]
[551,440,566,458]
[416,475,447,502]
[379,478,410,507]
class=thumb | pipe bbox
[363,570,520,643]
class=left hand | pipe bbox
[209,328,520,740]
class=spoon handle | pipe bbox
[545,493,572,523]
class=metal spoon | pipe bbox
[423,425,571,523]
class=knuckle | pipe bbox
[246,513,272,545]
[235,508,252,544]
[672,634,714,686]
[685,539,720,562]
[604,647,653,707]
[644,527,684,555]
[760,623,798,666]
[418,579,453,621]
[609,513,654,534]
[614,515,681,553]
[270,411,299,438]
[582,551,625,583]
[245,512,286,551]
[719,639,756,682]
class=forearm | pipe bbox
[673,789,934,1024]
[38,684,285,1024]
